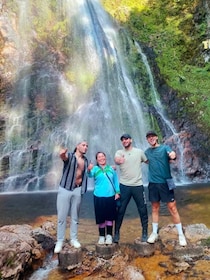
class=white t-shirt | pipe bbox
[115,147,147,186]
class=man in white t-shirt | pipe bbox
[113,134,148,243]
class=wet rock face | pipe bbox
[164,132,202,180]
[141,44,210,182]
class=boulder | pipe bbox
[0,224,54,279]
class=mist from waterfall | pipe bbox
[1,0,190,192]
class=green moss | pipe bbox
[201,237,210,247]
[102,0,210,132]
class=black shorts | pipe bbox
[148,182,175,203]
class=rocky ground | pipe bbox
[0,216,210,280]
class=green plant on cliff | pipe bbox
[5,0,69,53]
[102,0,210,132]
[31,1,68,51]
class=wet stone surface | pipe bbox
[134,238,155,256]
[58,244,82,270]
[95,243,117,259]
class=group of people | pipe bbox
[54,131,187,254]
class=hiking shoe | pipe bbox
[147,232,158,244]
[54,241,63,253]
[113,232,120,243]
[98,236,105,245]
[141,232,148,242]
[70,239,81,249]
[105,235,113,245]
[179,234,187,246]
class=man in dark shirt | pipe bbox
[145,131,187,246]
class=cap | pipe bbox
[146,131,158,138]
[120,133,132,141]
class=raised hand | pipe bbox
[87,161,94,171]
[60,148,68,161]
[115,155,125,165]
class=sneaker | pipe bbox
[54,241,63,253]
[98,236,105,245]
[147,232,158,244]
[70,239,81,249]
[179,234,187,246]
[105,235,112,245]
[113,232,120,243]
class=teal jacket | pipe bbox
[87,165,120,197]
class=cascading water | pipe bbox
[0,0,190,192]
[135,42,188,182]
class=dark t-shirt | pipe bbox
[145,145,172,183]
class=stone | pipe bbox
[31,228,55,250]
[171,261,190,274]
[0,224,48,279]
[172,246,204,261]
[134,238,155,256]
[185,223,210,243]
[95,243,117,259]
[159,224,184,252]
[123,265,145,280]
[58,244,82,270]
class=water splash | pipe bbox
[28,256,58,280]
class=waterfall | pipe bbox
[1,0,190,192]
[135,42,188,182]
[205,0,210,38]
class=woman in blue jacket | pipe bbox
[87,152,120,245]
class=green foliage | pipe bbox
[66,68,95,93]
[20,0,69,53]
[4,1,18,13]
[201,237,210,247]
[102,0,210,131]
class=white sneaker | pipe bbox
[54,241,63,253]
[179,234,187,246]
[105,234,113,245]
[147,232,158,244]
[70,239,81,249]
[98,236,105,245]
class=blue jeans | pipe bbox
[56,186,82,242]
[114,184,148,234]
